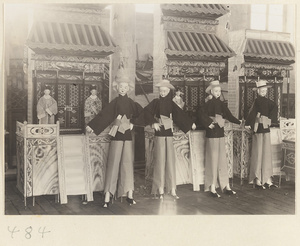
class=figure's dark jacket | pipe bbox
[199,97,240,138]
[88,94,143,141]
[134,92,193,137]
[245,96,277,134]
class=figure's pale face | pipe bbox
[159,87,170,97]
[258,87,268,97]
[118,82,129,96]
[91,89,97,96]
[44,89,50,96]
[211,86,221,98]
[175,91,181,97]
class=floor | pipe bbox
[5,169,295,215]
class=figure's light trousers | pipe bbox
[104,140,134,197]
[204,137,229,192]
[249,133,273,184]
[151,137,176,194]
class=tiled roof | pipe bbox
[27,21,117,56]
[244,39,295,64]
[165,30,235,59]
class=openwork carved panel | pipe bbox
[25,139,34,196]
[281,140,295,180]
[58,84,67,107]
[224,128,233,178]
[69,84,79,107]
[26,125,58,138]
[190,86,199,107]
[16,136,25,194]
[280,119,296,141]
[84,85,91,99]
[267,87,275,101]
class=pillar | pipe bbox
[109,4,136,100]
[153,4,167,96]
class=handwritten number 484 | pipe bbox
[8,226,51,239]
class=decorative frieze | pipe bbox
[167,60,225,77]
[35,60,106,73]
[32,54,110,64]
[242,63,291,78]
[163,18,217,33]
[58,73,83,81]
[167,60,225,68]
[162,15,219,25]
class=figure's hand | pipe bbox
[152,123,161,131]
[208,123,215,129]
[192,123,196,130]
[130,123,134,130]
[239,120,243,128]
[46,108,53,116]
[245,125,251,130]
[86,126,94,133]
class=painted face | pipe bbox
[44,89,51,95]
[90,89,97,96]
[159,86,170,97]
[258,87,268,97]
[175,90,181,97]
[117,82,130,96]
[211,86,221,98]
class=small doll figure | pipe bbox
[37,85,58,124]
[84,85,102,126]
[86,68,143,207]
[245,80,278,189]
[199,80,241,198]
[172,87,185,109]
[136,79,196,200]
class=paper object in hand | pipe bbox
[160,115,173,131]
[215,114,225,128]
[109,115,122,137]
[118,115,131,134]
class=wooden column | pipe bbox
[110,4,136,100]
[153,5,166,95]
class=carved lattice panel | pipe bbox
[84,85,91,99]
[57,84,67,107]
[184,85,189,109]
[267,87,275,101]
[246,87,256,111]
[36,82,43,102]
[69,84,79,106]
[57,84,67,128]
[190,86,199,107]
